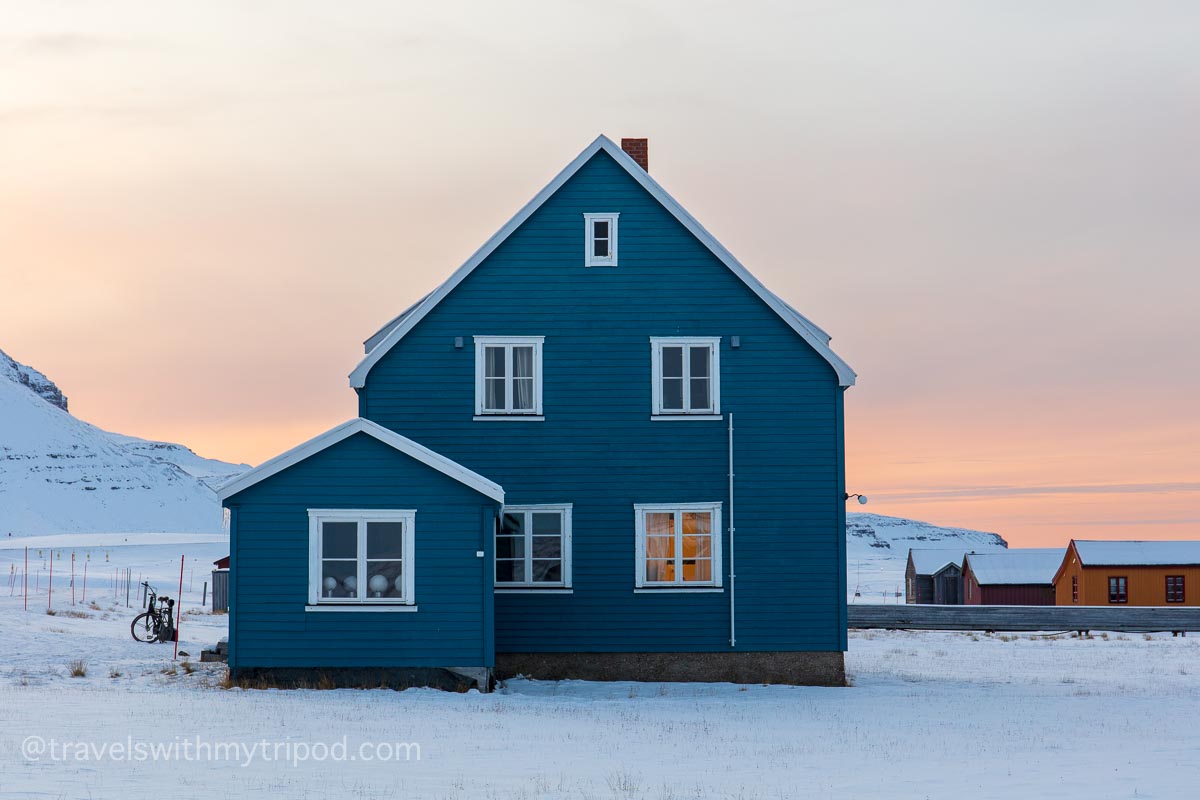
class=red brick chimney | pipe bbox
[621,138,648,172]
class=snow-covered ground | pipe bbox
[1,536,1196,799]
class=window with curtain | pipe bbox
[495,505,572,588]
[474,336,544,416]
[635,503,722,588]
[650,338,720,416]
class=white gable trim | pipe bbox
[350,135,856,388]
[216,418,504,503]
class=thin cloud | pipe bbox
[1,33,144,55]
[871,482,1200,502]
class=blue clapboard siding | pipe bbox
[360,149,847,654]
[225,433,500,670]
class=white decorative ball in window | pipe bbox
[394,575,404,592]
[343,575,357,597]
[368,574,389,596]
[323,576,337,596]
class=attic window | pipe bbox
[584,213,618,267]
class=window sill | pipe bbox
[651,414,723,421]
[495,588,574,594]
[634,587,724,594]
[473,415,545,422]
[305,604,418,613]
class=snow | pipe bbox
[963,548,1065,584]
[1074,539,1200,566]
[847,513,1007,601]
[0,349,245,536]
[907,548,965,575]
[2,534,1197,799]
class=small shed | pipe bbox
[212,555,230,613]
[1053,540,1200,606]
[906,550,965,604]
[962,549,1063,605]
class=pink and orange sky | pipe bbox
[3,3,1198,546]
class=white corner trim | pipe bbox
[216,418,504,503]
[305,605,420,613]
[349,135,855,388]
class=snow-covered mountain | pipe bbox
[846,512,1008,602]
[0,348,247,536]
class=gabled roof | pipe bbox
[1072,540,1200,567]
[350,134,856,389]
[908,549,965,575]
[963,549,1063,585]
[216,418,504,503]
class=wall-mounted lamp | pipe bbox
[844,493,868,505]
[730,336,741,349]
[454,337,464,349]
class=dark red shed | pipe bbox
[962,549,1063,605]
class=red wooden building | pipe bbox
[962,549,1063,605]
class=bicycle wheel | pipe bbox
[131,612,159,643]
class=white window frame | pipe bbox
[650,337,721,417]
[474,336,544,417]
[307,509,416,607]
[495,504,573,590]
[634,502,723,589]
[584,213,619,267]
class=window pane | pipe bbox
[685,559,713,582]
[532,535,561,559]
[513,377,535,410]
[502,513,524,535]
[496,559,524,583]
[513,347,534,378]
[321,560,357,598]
[366,521,403,559]
[645,535,674,559]
[365,560,404,598]
[593,237,609,258]
[496,536,525,559]
[662,346,684,378]
[532,513,561,535]
[531,560,562,583]
[593,220,609,239]
[682,512,711,536]
[662,378,684,410]
[485,378,505,410]
[689,345,710,378]
[485,346,505,378]
[682,535,712,559]
[646,559,675,582]
[689,378,710,410]
[646,512,675,536]
[321,522,357,559]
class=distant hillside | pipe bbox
[0,348,247,536]
[846,512,1008,602]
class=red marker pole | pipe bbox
[174,555,184,660]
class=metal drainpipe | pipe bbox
[728,412,736,649]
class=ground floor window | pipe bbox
[1166,575,1185,604]
[634,503,722,588]
[308,510,415,605]
[1108,576,1128,604]
[496,504,572,588]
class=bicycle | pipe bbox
[130,582,176,643]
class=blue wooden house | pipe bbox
[218,136,856,688]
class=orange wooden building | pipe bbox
[1053,540,1200,606]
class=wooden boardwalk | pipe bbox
[848,604,1200,632]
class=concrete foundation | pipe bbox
[230,666,483,692]
[494,651,846,686]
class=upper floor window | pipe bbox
[474,336,544,417]
[584,213,619,267]
[308,509,415,606]
[1071,574,1079,604]
[1108,576,1128,604]
[496,504,572,588]
[634,502,722,589]
[1166,575,1185,603]
[651,337,721,417]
